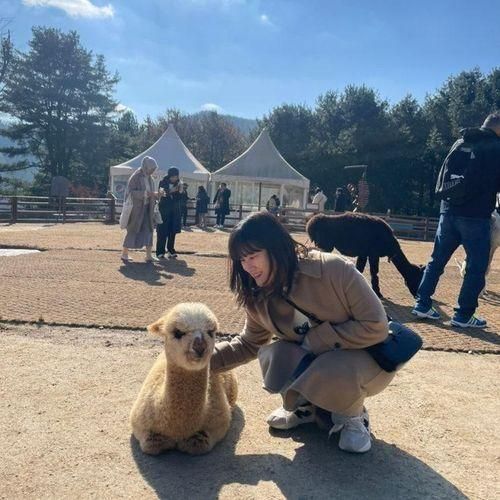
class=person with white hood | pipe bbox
[121,156,159,263]
[312,187,328,212]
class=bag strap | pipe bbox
[283,296,321,325]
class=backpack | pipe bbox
[435,140,481,205]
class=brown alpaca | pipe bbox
[130,303,238,455]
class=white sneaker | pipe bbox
[266,405,316,430]
[167,251,178,259]
[329,408,371,453]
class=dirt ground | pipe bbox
[0,223,499,499]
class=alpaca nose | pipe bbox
[192,337,207,356]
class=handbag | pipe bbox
[365,320,423,372]
[119,194,133,230]
[284,297,422,373]
[153,203,163,225]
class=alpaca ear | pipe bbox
[147,319,165,337]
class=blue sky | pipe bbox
[2,0,499,120]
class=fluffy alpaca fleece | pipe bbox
[130,303,238,455]
[306,212,425,298]
[457,210,500,296]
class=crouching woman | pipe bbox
[211,211,396,453]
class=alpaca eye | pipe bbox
[173,329,185,339]
[207,329,216,338]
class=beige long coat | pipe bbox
[212,251,395,414]
[126,169,156,233]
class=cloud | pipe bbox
[200,103,224,113]
[259,14,275,27]
[187,0,245,6]
[23,0,114,19]
[115,103,133,114]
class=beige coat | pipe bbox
[211,252,393,414]
[126,169,156,233]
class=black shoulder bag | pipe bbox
[284,297,422,373]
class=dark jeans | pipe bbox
[216,213,226,226]
[181,205,188,226]
[415,214,491,319]
[156,217,177,256]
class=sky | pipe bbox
[1,0,499,121]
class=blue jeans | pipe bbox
[415,214,491,319]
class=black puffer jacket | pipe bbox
[440,127,500,218]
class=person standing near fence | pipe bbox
[412,112,500,328]
[156,167,183,259]
[312,187,327,212]
[196,185,210,228]
[213,182,231,228]
[180,183,189,227]
[121,156,158,263]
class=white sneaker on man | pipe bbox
[329,407,371,453]
[266,405,316,430]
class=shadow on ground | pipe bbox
[119,259,195,286]
[131,407,466,500]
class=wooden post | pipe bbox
[62,197,67,223]
[108,193,116,223]
[238,204,243,220]
[11,196,18,223]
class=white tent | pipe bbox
[211,129,310,208]
[109,124,210,200]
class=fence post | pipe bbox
[239,204,243,220]
[108,193,116,223]
[424,217,429,241]
[62,197,67,223]
[11,196,18,223]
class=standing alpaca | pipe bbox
[457,209,500,296]
[130,303,238,455]
[306,213,424,298]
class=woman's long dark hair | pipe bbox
[229,211,306,307]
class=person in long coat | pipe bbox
[156,166,183,259]
[121,156,158,263]
[211,211,397,454]
[195,185,210,228]
[213,182,231,228]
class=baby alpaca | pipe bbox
[130,303,238,455]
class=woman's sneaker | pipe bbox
[167,251,178,259]
[329,408,371,453]
[450,315,487,328]
[411,306,440,320]
[266,405,316,430]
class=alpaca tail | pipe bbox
[390,243,425,297]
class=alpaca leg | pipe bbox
[177,430,214,455]
[138,431,176,455]
[356,256,368,273]
[369,256,383,298]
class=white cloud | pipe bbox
[259,14,274,27]
[115,103,132,114]
[187,0,245,5]
[23,0,114,19]
[201,103,224,113]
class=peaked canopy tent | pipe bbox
[109,124,210,200]
[211,129,310,209]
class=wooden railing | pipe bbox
[0,195,439,241]
[0,195,117,223]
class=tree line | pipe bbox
[1,26,498,215]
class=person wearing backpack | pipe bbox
[412,112,500,328]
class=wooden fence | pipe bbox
[0,195,439,241]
